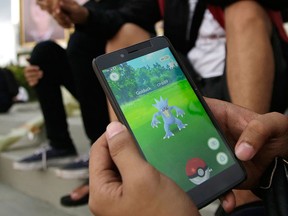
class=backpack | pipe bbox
[0,68,19,113]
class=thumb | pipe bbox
[106,122,147,181]
[235,112,288,161]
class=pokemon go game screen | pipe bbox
[102,47,236,191]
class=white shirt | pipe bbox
[187,0,226,78]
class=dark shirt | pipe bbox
[75,0,160,40]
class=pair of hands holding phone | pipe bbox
[89,98,288,216]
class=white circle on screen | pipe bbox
[208,137,220,150]
[216,152,228,165]
[110,72,120,81]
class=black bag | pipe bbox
[269,26,288,113]
[0,68,19,113]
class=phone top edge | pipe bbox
[95,36,171,70]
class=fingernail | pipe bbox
[235,142,255,161]
[106,122,125,139]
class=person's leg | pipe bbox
[58,31,109,204]
[106,23,151,52]
[13,41,78,170]
[67,32,110,143]
[222,1,271,212]
[54,31,110,181]
[224,1,273,114]
[106,23,151,121]
[59,23,151,206]
[30,41,78,150]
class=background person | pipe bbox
[17,0,153,207]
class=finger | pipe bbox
[90,133,118,182]
[24,65,40,71]
[89,133,123,213]
[106,122,148,182]
[29,76,43,86]
[235,112,288,161]
[24,68,42,79]
[89,133,122,193]
[26,58,31,63]
[36,0,51,12]
[206,98,257,134]
[53,11,73,28]
[60,0,78,11]
[205,98,259,148]
[25,72,42,80]
[219,191,236,213]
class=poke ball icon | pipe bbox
[185,158,210,185]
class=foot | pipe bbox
[13,145,77,170]
[60,181,89,207]
[55,154,89,179]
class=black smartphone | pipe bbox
[93,36,246,208]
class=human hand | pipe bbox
[52,7,73,28]
[54,0,88,26]
[205,98,288,212]
[36,0,59,14]
[36,0,72,28]
[24,65,43,87]
[89,121,199,216]
[52,0,88,28]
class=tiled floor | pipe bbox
[0,183,74,216]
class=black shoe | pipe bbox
[55,154,89,179]
[13,145,77,171]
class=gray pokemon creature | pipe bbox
[151,96,187,139]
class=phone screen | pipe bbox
[94,37,245,207]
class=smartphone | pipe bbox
[93,36,246,208]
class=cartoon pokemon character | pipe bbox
[151,96,187,139]
[186,158,210,185]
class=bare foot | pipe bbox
[70,183,89,200]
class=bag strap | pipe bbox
[158,0,165,18]
[187,0,207,48]
[157,0,207,49]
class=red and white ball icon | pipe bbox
[186,158,210,185]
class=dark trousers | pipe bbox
[29,31,110,150]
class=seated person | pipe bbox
[15,0,153,207]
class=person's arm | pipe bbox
[89,122,199,216]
